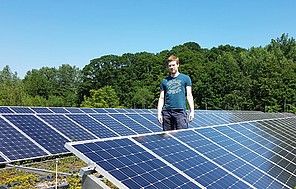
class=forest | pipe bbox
[1,33,296,113]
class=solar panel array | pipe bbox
[1,106,296,188]
[66,116,296,188]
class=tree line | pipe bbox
[1,34,296,113]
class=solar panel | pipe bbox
[38,115,98,141]
[31,107,53,114]
[10,107,34,114]
[0,154,7,163]
[114,109,128,113]
[109,114,153,134]
[0,107,14,113]
[49,107,69,113]
[65,115,296,188]
[123,109,137,113]
[65,108,84,113]
[93,108,108,113]
[66,138,202,188]
[126,114,162,132]
[90,114,137,136]
[80,108,97,113]
[66,114,119,138]
[4,115,69,154]
[0,117,48,162]
[104,108,118,113]
[1,105,296,188]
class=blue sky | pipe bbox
[1,0,295,79]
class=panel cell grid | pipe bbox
[126,114,162,132]
[109,114,152,134]
[10,107,34,114]
[49,107,69,113]
[0,117,48,161]
[70,138,200,188]
[66,114,118,138]
[38,115,97,141]
[80,108,96,113]
[0,107,14,113]
[90,114,137,136]
[135,132,249,188]
[65,108,84,113]
[4,115,69,154]
[210,126,294,188]
[93,108,108,113]
[31,107,53,114]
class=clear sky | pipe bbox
[1,0,295,79]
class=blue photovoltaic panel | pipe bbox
[140,114,160,126]
[67,138,200,189]
[66,114,118,138]
[31,107,53,114]
[0,107,14,113]
[126,114,162,132]
[149,109,157,113]
[139,109,151,113]
[247,121,296,156]
[0,155,6,163]
[114,109,128,113]
[201,126,293,188]
[65,108,84,113]
[134,133,250,189]
[93,108,108,113]
[38,115,97,141]
[91,114,137,136]
[80,108,96,113]
[132,109,145,113]
[10,107,34,114]
[0,117,48,162]
[4,115,69,154]
[49,107,69,113]
[104,108,118,113]
[215,112,242,124]
[109,114,152,134]
[123,109,137,113]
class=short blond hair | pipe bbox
[168,55,179,65]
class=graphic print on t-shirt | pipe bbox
[167,79,182,94]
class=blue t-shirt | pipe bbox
[160,73,192,110]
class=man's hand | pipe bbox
[189,111,194,122]
[158,114,163,124]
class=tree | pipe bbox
[80,86,120,108]
[131,87,154,109]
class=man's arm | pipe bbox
[186,86,194,122]
[157,90,165,124]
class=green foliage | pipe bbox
[81,86,120,108]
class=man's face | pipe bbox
[168,61,179,74]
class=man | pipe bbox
[157,55,194,131]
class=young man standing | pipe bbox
[157,55,194,131]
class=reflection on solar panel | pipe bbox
[66,115,296,188]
